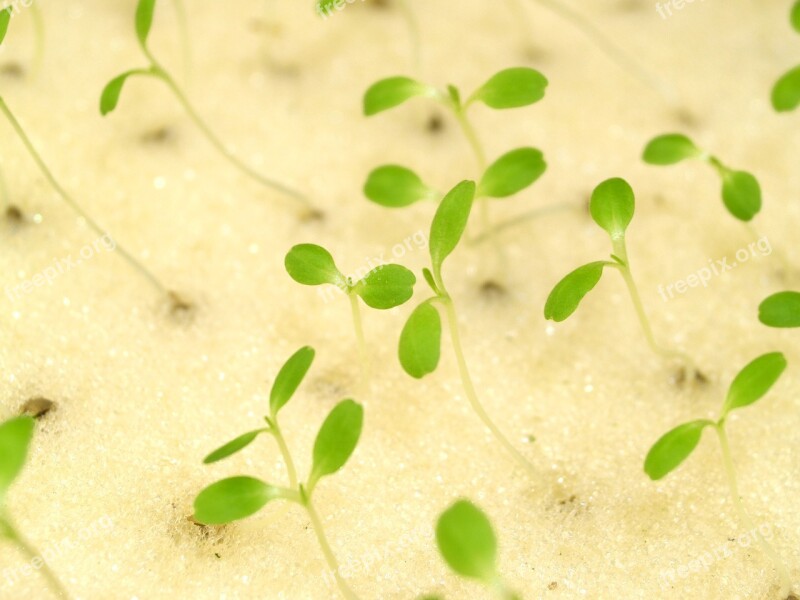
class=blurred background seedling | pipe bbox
[771,1,800,112]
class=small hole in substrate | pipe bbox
[0,62,25,79]
[672,366,708,387]
[480,280,507,299]
[140,126,174,145]
[673,107,700,128]
[185,515,226,543]
[427,113,445,134]
[300,207,326,224]
[6,205,24,223]
[368,0,391,10]
[20,397,55,419]
[168,291,196,323]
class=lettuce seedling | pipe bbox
[101,0,315,216]
[643,133,762,222]
[397,181,537,476]
[759,291,800,328]
[544,178,697,379]
[771,1,800,112]
[0,416,72,599]
[285,244,416,379]
[645,352,794,598]
[425,500,520,600]
[363,68,548,236]
[194,347,363,600]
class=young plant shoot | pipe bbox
[0,416,72,599]
[194,347,364,600]
[544,178,697,379]
[645,352,794,597]
[101,0,315,215]
[363,68,548,237]
[771,1,800,112]
[426,500,520,600]
[0,19,180,309]
[284,243,416,381]
[397,180,537,476]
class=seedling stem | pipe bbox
[348,291,370,387]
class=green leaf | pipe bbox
[354,264,416,309]
[203,430,265,465]
[422,268,439,294]
[590,178,635,239]
[270,346,315,416]
[759,291,800,328]
[100,70,149,116]
[193,476,282,525]
[720,170,761,222]
[544,262,606,322]
[364,166,434,208]
[135,0,157,48]
[363,77,433,116]
[792,0,800,33]
[771,66,800,113]
[0,8,11,45]
[470,67,548,109]
[429,181,475,280]
[399,302,442,378]
[477,148,546,198]
[285,244,345,287]
[642,134,703,165]
[310,400,363,486]
[644,420,712,481]
[0,416,35,499]
[436,500,498,582]
[722,352,787,416]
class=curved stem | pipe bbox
[1,516,72,599]
[469,201,578,245]
[396,0,421,71]
[715,424,793,597]
[348,293,369,390]
[0,97,170,296]
[304,494,360,600]
[152,67,312,210]
[441,297,537,478]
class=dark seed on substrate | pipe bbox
[140,126,174,145]
[6,205,23,222]
[427,113,444,133]
[20,397,55,418]
[480,280,507,299]
[0,61,24,78]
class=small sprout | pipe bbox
[363,165,436,208]
[398,181,536,477]
[477,148,546,199]
[545,178,696,377]
[772,2,800,112]
[363,76,435,116]
[0,416,72,598]
[468,67,548,109]
[102,0,314,214]
[644,353,793,597]
[643,133,761,222]
[434,500,519,599]
[759,291,800,328]
[194,348,363,600]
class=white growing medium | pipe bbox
[0,0,798,598]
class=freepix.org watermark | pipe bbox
[656,237,771,302]
[4,233,117,303]
[655,0,706,20]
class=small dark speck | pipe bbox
[548,581,558,590]
[20,397,55,419]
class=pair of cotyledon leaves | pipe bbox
[0,416,35,507]
[193,347,364,525]
[643,134,762,222]
[772,1,800,112]
[644,352,787,481]
[543,177,634,323]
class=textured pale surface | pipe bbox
[0,0,799,598]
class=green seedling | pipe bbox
[363,68,548,236]
[0,21,181,309]
[0,3,44,76]
[397,180,537,476]
[194,347,364,600]
[645,352,794,598]
[424,500,520,600]
[101,0,315,215]
[643,133,762,223]
[545,178,696,378]
[284,243,416,380]
[759,291,800,328]
[771,1,800,112]
[0,416,72,599]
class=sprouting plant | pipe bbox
[759,291,800,328]
[284,243,416,381]
[194,347,364,600]
[423,500,520,600]
[644,352,795,598]
[0,17,182,310]
[100,0,316,216]
[0,416,72,599]
[771,1,800,112]
[397,180,536,476]
[544,177,697,379]
[363,68,548,237]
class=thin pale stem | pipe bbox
[29,2,45,78]
[469,201,578,245]
[396,0,421,71]
[1,516,72,599]
[153,67,312,211]
[0,162,11,209]
[170,0,192,85]
[348,293,370,390]
[270,423,298,489]
[304,495,360,600]
[441,297,537,478]
[715,424,793,597]
[0,97,170,296]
